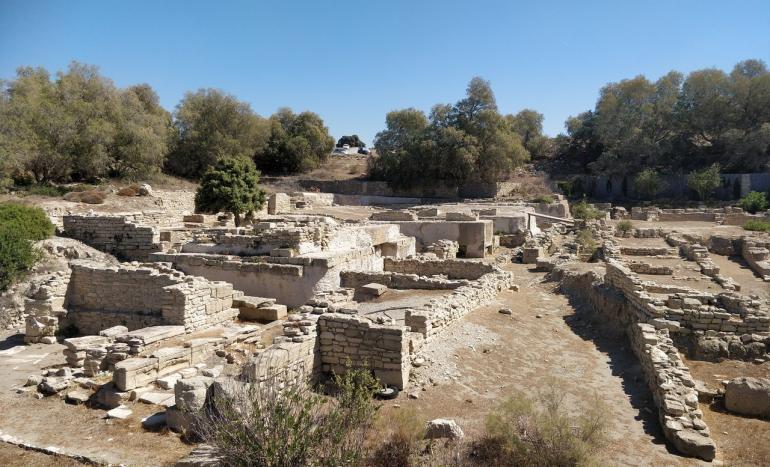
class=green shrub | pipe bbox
[572,199,602,220]
[634,168,665,200]
[738,191,769,214]
[576,229,598,257]
[196,364,378,466]
[0,203,55,241]
[0,227,40,291]
[195,157,266,227]
[687,163,721,201]
[744,219,770,232]
[556,180,574,198]
[532,195,554,204]
[616,220,634,235]
[474,387,606,467]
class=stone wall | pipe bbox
[406,267,513,338]
[63,260,237,334]
[153,248,384,307]
[551,264,716,460]
[604,260,769,334]
[628,323,716,460]
[318,314,411,389]
[340,270,467,290]
[383,257,495,280]
[63,215,161,260]
[385,220,493,258]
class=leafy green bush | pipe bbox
[634,168,665,200]
[571,200,602,220]
[532,195,554,204]
[0,227,40,291]
[744,219,770,232]
[576,229,598,257]
[738,191,769,214]
[0,203,53,291]
[0,203,55,241]
[556,180,574,198]
[196,364,378,466]
[687,163,721,201]
[616,220,634,235]
[473,387,606,467]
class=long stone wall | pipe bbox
[406,267,513,339]
[605,260,769,334]
[63,215,162,260]
[629,323,716,460]
[383,257,495,280]
[551,264,716,460]
[340,270,468,290]
[153,249,383,307]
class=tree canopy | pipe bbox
[0,62,173,183]
[194,157,266,227]
[558,59,770,176]
[166,89,269,179]
[336,135,365,148]
[370,77,530,188]
[254,108,335,175]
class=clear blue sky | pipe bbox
[2,0,769,144]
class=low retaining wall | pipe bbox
[318,314,411,389]
[340,270,467,290]
[383,257,495,280]
[406,268,513,338]
[63,215,162,260]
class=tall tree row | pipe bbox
[559,59,770,175]
[0,63,173,183]
[370,77,541,187]
[0,62,335,184]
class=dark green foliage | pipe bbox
[634,168,665,200]
[572,199,603,220]
[556,180,574,198]
[166,89,269,179]
[0,203,52,291]
[336,135,365,148]
[0,63,172,183]
[0,203,55,241]
[738,191,769,214]
[744,219,770,232]
[254,108,335,175]
[370,77,529,188]
[532,195,554,204]
[687,164,721,200]
[194,158,266,227]
[0,228,38,291]
[557,59,770,176]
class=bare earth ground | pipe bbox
[383,262,702,466]
[0,442,86,467]
[0,333,191,466]
[684,358,770,466]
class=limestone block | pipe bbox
[425,419,465,440]
[361,283,387,297]
[725,377,770,417]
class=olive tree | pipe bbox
[687,164,721,201]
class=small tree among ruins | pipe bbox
[194,157,266,227]
[634,168,665,200]
[687,163,721,201]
